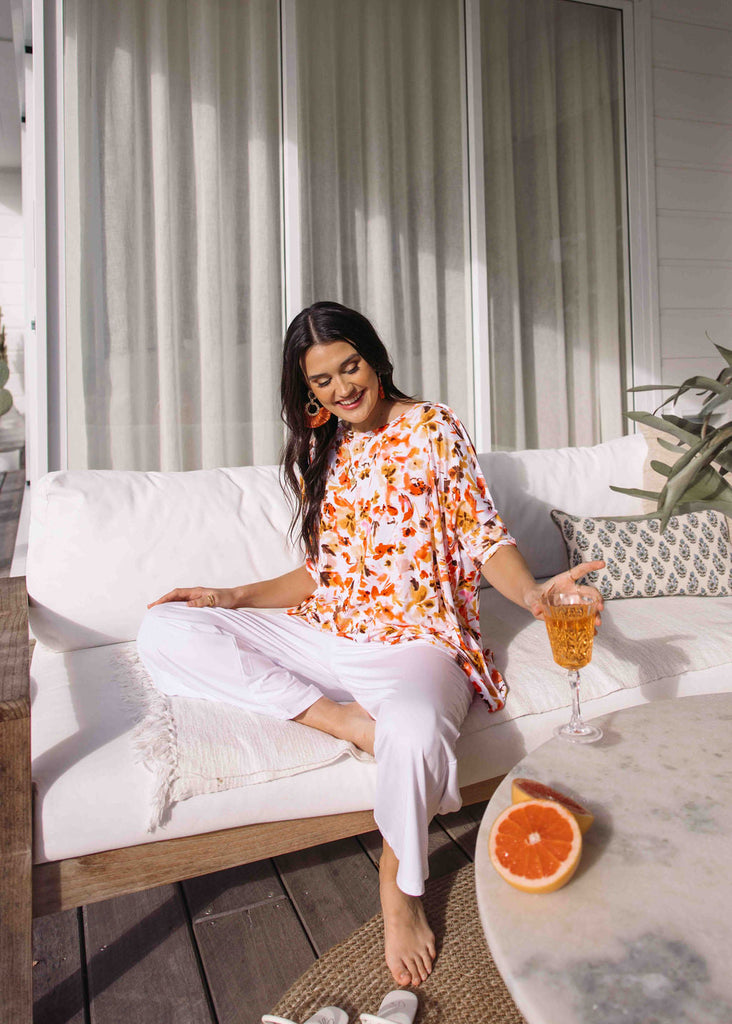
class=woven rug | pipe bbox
[271,864,526,1024]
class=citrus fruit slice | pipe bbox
[489,798,582,893]
[511,777,594,834]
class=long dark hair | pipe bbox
[281,301,412,564]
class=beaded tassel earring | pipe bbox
[305,389,331,428]
[378,378,385,400]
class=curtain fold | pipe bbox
[65,0,629,470]
[481,0,627,451]
[295,0,472,429]
[65,0,283,470]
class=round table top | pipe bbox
[475,692,732,1024]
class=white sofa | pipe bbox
[25,431,732,872]
[3,430,729,1019]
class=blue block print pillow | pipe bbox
[550,509,732,599]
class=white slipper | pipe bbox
[359,990,419,1024]
[262,1008,348,1024]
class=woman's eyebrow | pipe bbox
[307,356,359,381]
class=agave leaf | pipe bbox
[675,375,728,396]
[682,467,732,503]
[659,424,732,488]
[649,459,673,478]
[655,436,687,455]
[626,411,699,446]
[657,427,732,528]
[608,484,661,501]
[627,384,679,392]
[714,342,732,368]
[699,383,732,416]
[656,426,732,474]
[654,375,729,416]
[662,413,703,438]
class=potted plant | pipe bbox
[611,341,732,531]
[0,306,13,418]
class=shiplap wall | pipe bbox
[652,0,732,395]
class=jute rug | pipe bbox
[271,864,526,1024]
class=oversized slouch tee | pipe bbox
[289,403,516,709]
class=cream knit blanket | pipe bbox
[130,659,373,830]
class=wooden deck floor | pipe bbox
[31,808,487,1024]
[0,473,489,1024]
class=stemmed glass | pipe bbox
[541,585,602,743]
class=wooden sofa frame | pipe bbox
[0,577,501,1023]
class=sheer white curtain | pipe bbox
[294,0,472,427]
[481,0,628,451]
[65,0,284,470]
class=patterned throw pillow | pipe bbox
[550,509,732,599]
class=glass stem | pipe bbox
[567,669,584,732]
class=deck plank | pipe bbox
[436,804,487,860]
[358,820,472,879]
[84,884,213,1024]
[0,471,25,577]
[183,858,285,924]
[275,837,381,955]
[193,898,316,1024]
[32,909,86,1024]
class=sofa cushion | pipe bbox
[551,509,732,599]
[31,592,732,862]
[27,433,647,651]
[27,465,304,651]
[478,433,647,580]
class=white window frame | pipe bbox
[35,0,659,473]
[463,0,661,449]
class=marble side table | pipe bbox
[475,693,732,1024]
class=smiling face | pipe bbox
[303,340,386,432]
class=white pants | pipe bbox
[137,603,474,896]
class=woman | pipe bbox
[138,301,603,988]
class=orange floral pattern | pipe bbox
[289,403,515,708]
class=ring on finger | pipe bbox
[207,592,215,607]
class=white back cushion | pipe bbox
[479,433,648,579]
[28,465,303,652]
[28,434,648,651]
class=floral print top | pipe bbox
[288,403,516,708]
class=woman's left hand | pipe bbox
[527,560,606,631]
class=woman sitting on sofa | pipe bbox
[138,301,603,989]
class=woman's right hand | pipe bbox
[147,586,238,610]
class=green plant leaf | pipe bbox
[714,342,732,368]
[608,485,661,501]
[626,411,698,446]
[627,384,678,392]
[0,389,11,416]
[655,436,687,455]
[0,361,8,388]
[699,382,732,417]
[656,429,732,529]
[662,413,703,437]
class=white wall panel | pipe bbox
[655,118,732,170]
[653,68,732,124]
[658,213,732,261]
[661,356,728,386]
[656,167,732,214]
[653,19,732,78]
[660,310,732,356]
[659,264,732,310]
[652,0,732,31]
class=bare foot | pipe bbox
[294,697,375,756]
[380,858,436,986]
